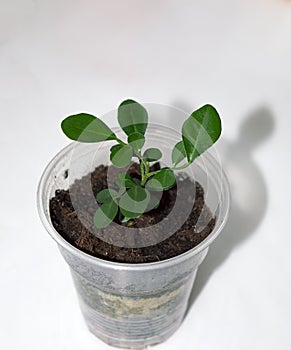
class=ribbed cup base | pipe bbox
[81,299,184,349]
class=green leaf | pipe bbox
[127,185,148,201]
[94,199,118,228]
[146,192,161,211]
[110,144,122,159]
[96,189,118,203]
[110,144,133,168]
[143,148,162,162]
[119,186,150,218]
[120,210,140,220]
[146,169,176,191]
[116,173,136,188]
[118,99,148,136]
[121,216,136,223]
[182,104,221,163]
[128,132,145,152]
[61,113,116,142]
[172,141,187,167]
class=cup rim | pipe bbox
[37,124,231,271]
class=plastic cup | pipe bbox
[37,125,230,349]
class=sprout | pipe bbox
[61,100,221,227]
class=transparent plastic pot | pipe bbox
[37,124,230,349]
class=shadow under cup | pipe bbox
[37,125,230,349]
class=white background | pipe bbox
[1,0,291,349]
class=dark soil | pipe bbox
[49,163,216,263]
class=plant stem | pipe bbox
[116,137,127,146]
[131,150,150,186]
[144,160,150,174]
[140,160,145,184]
[139,157,149,186]
[114,138,154,186]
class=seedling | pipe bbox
[61,100,221,228]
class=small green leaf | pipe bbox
[110,144,133,168]
[116,173,136,188]
[119,209,140,220]
[119,186,150,217]
[172,141,187,167]
[146,192,161,211]
[182,104,221,163]
[127,185,148,202]
[143,148,162,162]
[146,169,176,191]
[128,132,145,152]
[96,189,118,203]
[121,216,136,223]
[110,144,122,155]
[118,99,148,136]
[61,113,116,142]
[94,199,118,228]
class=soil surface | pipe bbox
[49,163,216,263]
